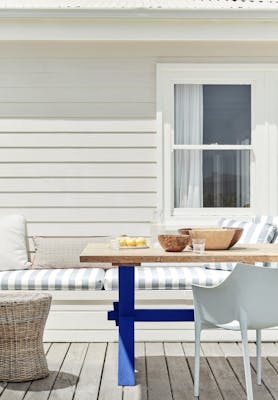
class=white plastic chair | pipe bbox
[192,263,278,400]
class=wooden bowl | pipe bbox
[222,227,244,248]
[178,228,192,236]
[158,234,190,252]
[189,228,235,250]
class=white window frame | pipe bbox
[157,64,278,226]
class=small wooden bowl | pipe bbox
[189,228,235,250]
[158,234,190,252]
[178,228,192,236]
[222,227,244,248]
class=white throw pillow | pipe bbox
[0,215,30,270]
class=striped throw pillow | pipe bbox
[253,216,278,243]
[206,219,277,271]
[253,216,278,266]
[219,219,276,244]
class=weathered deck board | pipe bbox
[221,343,273,400]
[164,342,193,400]
[145,342,172,400]
[48,343,88,400]
[202,343,246,400]
[184,343,222,400]
[2,342,278,400]
[74,343,107,400]
[123,342,147,400]
[10,343,70,400]
[98,342,123,400]
[239,342,278,399]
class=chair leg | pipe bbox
[241,325,254,400]
[256,329,262,385]
[194,323,201,398]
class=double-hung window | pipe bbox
[157,64,278,224]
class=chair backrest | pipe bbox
[192,263,278,329]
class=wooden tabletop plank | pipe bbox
[80,243,278,264]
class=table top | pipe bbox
[80,243,278,266]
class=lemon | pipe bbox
[136,237,146,247]
[119,237,127,247]
[126,237,136,247]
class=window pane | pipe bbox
[174,150,250,208]
[174,84,251,145]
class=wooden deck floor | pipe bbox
[2,342,278,400]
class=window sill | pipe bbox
[164,214,253,228]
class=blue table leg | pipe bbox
[118,266,135,386]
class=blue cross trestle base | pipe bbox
[107,266,195,386]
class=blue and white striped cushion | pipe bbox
[0,268,105,290]
[206,218,277,271]
[104,266,230,290]
[253,216,278,267]
[205,262,236,272]
[253,215,278,227]
[219,218,276,243]
[253,216,278,243]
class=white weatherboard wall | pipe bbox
[1,40,278,244]
[0,119,156,248]
[1,40,278,341]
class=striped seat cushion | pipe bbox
[104,266,230,290]
[206,218,277,271]
[0,268,105,290]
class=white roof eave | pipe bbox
[1,7,278,20]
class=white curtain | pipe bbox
[236,144,250,208]
[174,84,203,208]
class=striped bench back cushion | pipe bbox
[219,218,276,244]
[206,218,277,271]
[253,216,278,267]
[253,216,278,243]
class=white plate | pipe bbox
[119,245,149,249]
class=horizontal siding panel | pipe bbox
[0,42,277,58]
[0,192,156,207]
[0,58,154,75]
[45,311,114,330]
[0,148,155,162]
[46,311,194,330]
[0,72,153,88]
[0,133,156,147]
[0,69,152,86]
[0,208,153,222]
[0,86,154,103]
[26,222,149,236]
[0,163,156,177]
[0,178,156,192]
[0,102,155,118]
[1,42,275,121]
[0,119,156,132]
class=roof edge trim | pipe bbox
[2,8,278,20]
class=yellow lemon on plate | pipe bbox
[119,237,127,247]
[126,237,136,247]
[136,237,147,247]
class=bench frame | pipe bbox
[44,289,278,342]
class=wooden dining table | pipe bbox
[80,243,278,387]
